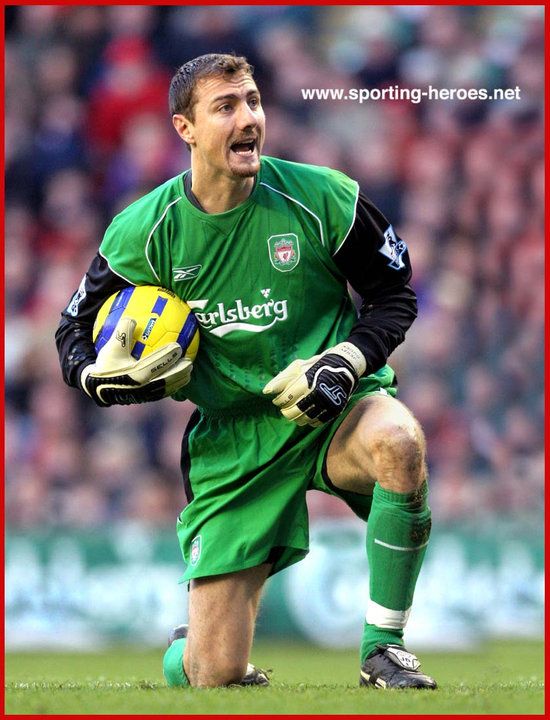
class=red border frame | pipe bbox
[2,3,546,719]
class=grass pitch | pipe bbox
[5,638,544,715]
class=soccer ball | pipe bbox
[93,285,199,362]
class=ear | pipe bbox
[172,114,195,146]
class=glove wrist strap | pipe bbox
[331,341,367,377]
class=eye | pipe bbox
[219,103,232,113]
[249,96,260,109]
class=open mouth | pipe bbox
[230,139,257,156]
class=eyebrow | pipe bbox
[210,90,260,105]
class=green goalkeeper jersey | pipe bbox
[99,156,361,412]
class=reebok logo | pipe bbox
[173,265,202,281]
[187,296,289,337]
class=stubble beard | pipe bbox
[232,167,259,178]
[228,156,261,179]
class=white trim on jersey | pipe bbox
[366,599,412,629]
[98,248,137,287]
[145,197,183,282]
[260,182,325,247]
[333,181,360,256]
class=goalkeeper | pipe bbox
[56,53,437,690]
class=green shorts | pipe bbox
[177,365,397,581]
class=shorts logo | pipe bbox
[190,535,202,566]
[268,234,300,272]
[378,225,407,270]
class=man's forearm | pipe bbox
[347,285,418,375]
[55,318,97,389]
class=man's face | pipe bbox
[176,71,265,179]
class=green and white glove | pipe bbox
[81,316,193,407]
[263,341,366,427]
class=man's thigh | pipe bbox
[179,410,311,581]
[184,563,272,685]
[308,372,399,519]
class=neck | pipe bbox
[190,164,256,214]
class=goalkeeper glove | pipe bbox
[263,341,366,427]
[81,316,193,407]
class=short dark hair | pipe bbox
[169,53,254,120]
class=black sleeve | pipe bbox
[55,253,131,389]
[333,192,417,375]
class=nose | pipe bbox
[235,101,258,130]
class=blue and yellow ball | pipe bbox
[93,285,199,362]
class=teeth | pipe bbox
[232,142,255,155]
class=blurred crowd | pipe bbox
[5,6,544,530]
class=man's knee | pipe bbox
[367,418,424,469]
[185,649,248,687]
[357,399,427,491]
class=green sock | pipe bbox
[163,638,190,687]
[360,482,431,663]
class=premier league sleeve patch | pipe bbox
[378,225,407,270]
[66,275,88,316]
